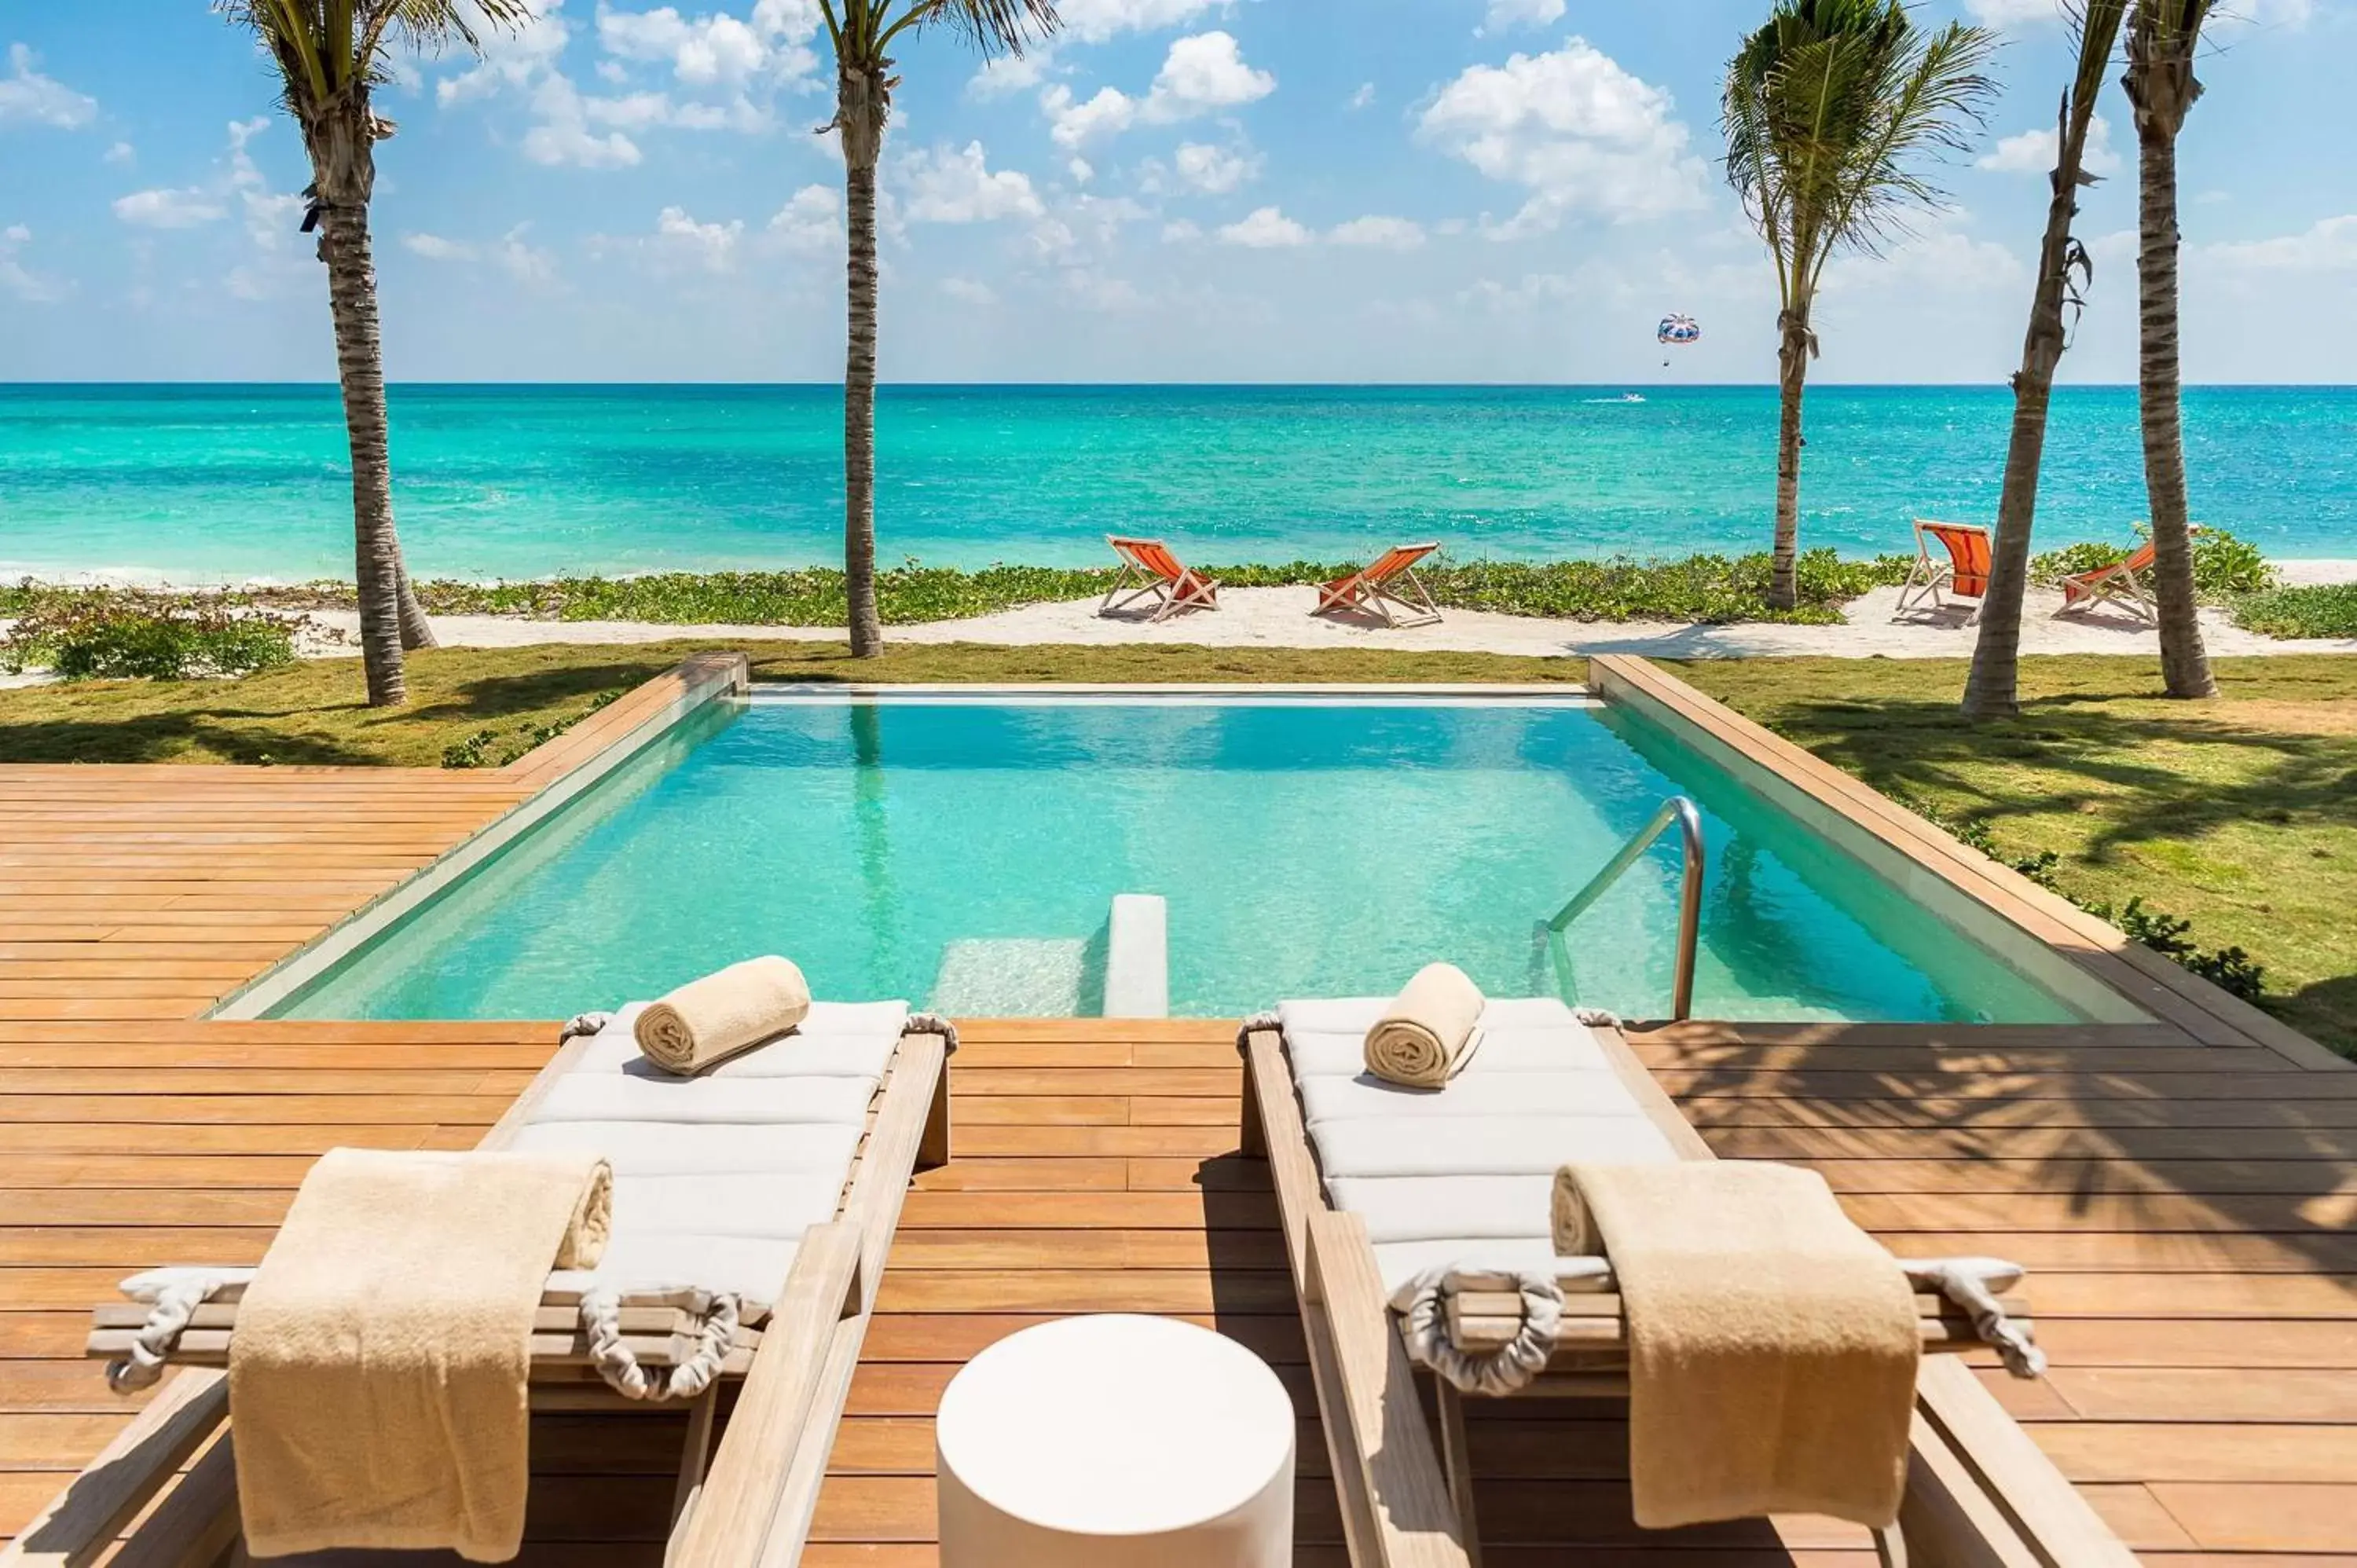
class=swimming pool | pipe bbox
[270,692,2120,1024]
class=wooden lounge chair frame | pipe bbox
[26,1021,955,1568]
[1894,519,1992,625]
[1238,1020,2135,1568]
[2056,534,2178,625]
[1101,535,1219,623]
[1316,543,1443,629]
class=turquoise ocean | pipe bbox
[3,383,2352,582]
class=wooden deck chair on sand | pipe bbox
[1893,519,1992,625]
[1101,535,1219,622]
[1240,996,2081,1568]
[42,1001,954,1568]
[2058,534,2181,625]
[1316,543,1443,628]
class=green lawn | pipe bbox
[2,644,2347,1056]
[1673,656,2357,1057]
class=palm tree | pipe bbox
[2124,0,2218,698]
[822,0,1056,656]
[1723,0,1997,610]
[1963,0,2128,721]
[219,2,526,706]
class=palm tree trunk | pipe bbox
[1965,106,2093,722]
[2135,115,2216,698]
[317,198,406,707]
[840,78,885,659]
[1769,308,1811,612]
[396,562,437,650]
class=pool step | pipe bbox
[931,938,1091,1017]
[1103,894,1169,1019]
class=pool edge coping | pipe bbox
[205,651,751,1020]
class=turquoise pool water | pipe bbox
[276,695,2094,1024]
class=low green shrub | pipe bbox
[440,691,621,769]
[2231,582,2357,639]
[2029,526,2277,602]
[1896,793,2267,1004]
[2,589,303,681]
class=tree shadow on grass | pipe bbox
[1762,697,2357,861]
[421,658,677,724]
[0,706,382,766]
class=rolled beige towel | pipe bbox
[1363,962,1486,1089]
[633,955,812,1075]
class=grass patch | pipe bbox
[5,549,1910,632]
[1673,655,2357,1057]
[2233,582,2357,640]
[0,641,1586,769]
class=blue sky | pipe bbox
[2,0,2350,383]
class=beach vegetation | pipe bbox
[1721,0,1997,609]
[2029,524,2275,601]
[822,0,1060,658]
[2231,583,2357,641]
[1963,0,2128,723]
[2124,0,2221,698]
[1,592,303,682]
[217,0,533,707]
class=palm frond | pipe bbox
[219,0,530,107]
[874,0,1059,60]
[1721,0,1997,302]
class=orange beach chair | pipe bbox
[1101,536,1219,622]
[1895,519,1992,625]
[2058,533,2179,625]
[1314,541,1442,628]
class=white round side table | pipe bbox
[934,1313,1295,1566]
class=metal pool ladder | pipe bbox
[1542,796,1705,1021]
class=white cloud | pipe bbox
[1968,0,2313,26]
[1418,38,1706,233]
[1,222,66,302]
[104,141,134,165]
[404,226,556,284]
[1961,0,2064,24]
[970,50,1054,100]
[1480,0,1565,33]
[1219,205,1310,248]
[654,204,744,270]
[1978,113,2121,177]
[113,187,226,229]
[405,233,475,261]
[440,0,574,104]
[1347,82,1376,111]
[1827,211,2026,295]
[766,183,841,252]
[1042,30,1272,147]
[1148,31,1274,115]
[1162,218,1203,243]
[1068,156,1095,183]
[1172,141,1259,194]
[0,43,96,129]
[596,1,822,88]
[226,117,305,257]
[941,275,999,305]
[1330,214,1426,250]
[2202,214,2357,274]
[524,75,645,167]
[1056,0,1232,43]
[901,141,1044,224]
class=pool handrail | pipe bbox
[1545,794,1705,1021]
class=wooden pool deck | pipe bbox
[3,659,2353,1565]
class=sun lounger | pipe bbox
[1315,542,1443,628]
[1239,997,2064,1568]
[1102,535,1219,622]
[56,1002,954,1568]
[2058,533,2183,624]
[1894,519,1992,624]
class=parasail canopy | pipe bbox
[1657,314,1701,346]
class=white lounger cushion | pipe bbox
[508,1002,913,1303]
[1278,995,1676,1294]
[574,1002,907,1080]
[531,1075,878,1127]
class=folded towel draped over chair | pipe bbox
[1552,1160,1922,1531]
[633,954,812,1075]
[229,1149,614,1563]
[1362,962,1486,1088]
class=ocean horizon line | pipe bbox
[8,379,2357,393]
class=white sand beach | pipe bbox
[289,572,2357,662]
